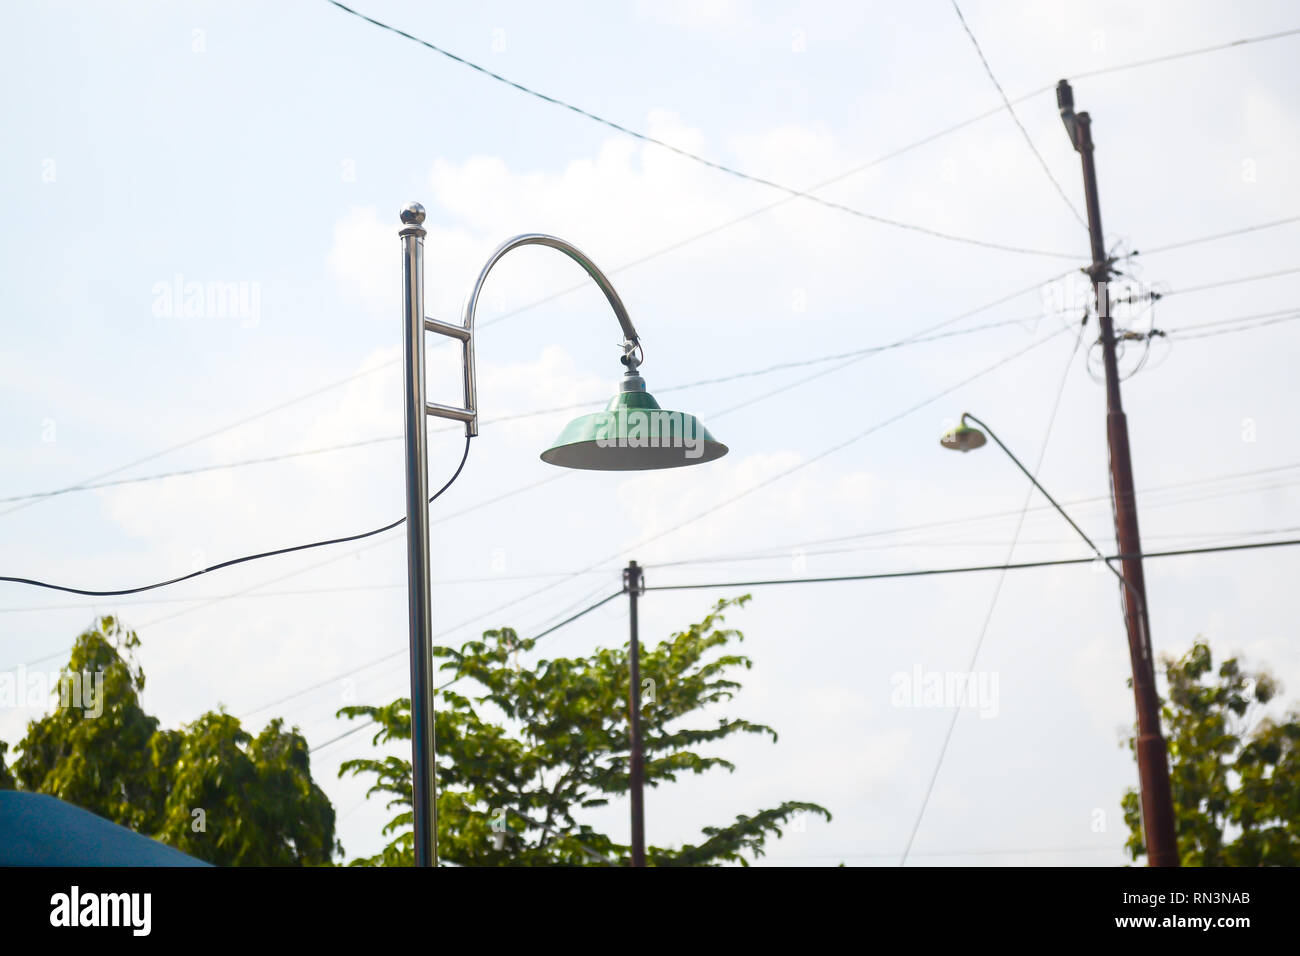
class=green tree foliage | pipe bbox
[339,596,829,866]
[0,741,16,790]
[5,616,339,866]
[1122,639,1300,866]
[14,618,166,831]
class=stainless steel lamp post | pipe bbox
[399,205,438,868]
[398,202,727,867]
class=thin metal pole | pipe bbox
[400,202,438,867]
[1060,84,1179,866]
[624,560,646,867]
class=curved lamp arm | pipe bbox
[959,411,1153,660]
[423,232,641,438]
[461,234,639,343]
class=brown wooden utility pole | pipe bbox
[1057,80,1179,866]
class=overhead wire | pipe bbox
[0,362,394,520]
[323,1,1079,260]
[948,0,1088,228]
[324,2,1300,259]
[650,459,1300,570]
[1135,214,1300,256]
[1166,309,1300,341]
[0,438,471,597]
[1162,264,1300,299]
[640,538,1300,592]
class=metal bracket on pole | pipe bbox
[623,562,646,596]
[423,315,479,434]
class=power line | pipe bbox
[1166,304,1300,331]
[0,571,613,617]
[0,434,402,506]
[325,0,1300,262]
[0,438,471,597]
[706,280,1072,421]
[0,362,393,520]
[309,720,374,755]
[1066,25,1300,84]
[524,590,624,644]
[323,1,1079,260]
[1165,264,1300,298]
[669,523,1300,568]
[1165,307,1300,341]
[641,537,1300,592]
[651,461,1300,571]
[948,0,1087,228]
[14,515,1296,619]
[1136,214,1300,256]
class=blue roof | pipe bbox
[0,792,212,866]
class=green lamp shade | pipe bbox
[541,388,728,471]
[939,423,987,453]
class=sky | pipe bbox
[2,0,1299,866]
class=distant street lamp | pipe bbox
[399,202,727,866]
[939,411,1178,862]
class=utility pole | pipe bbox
[1057,81,1179,867]
[624,560,647,867]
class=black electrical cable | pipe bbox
[526,590,624,644]
[0,437,472,598]
[640,538,1300,592]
